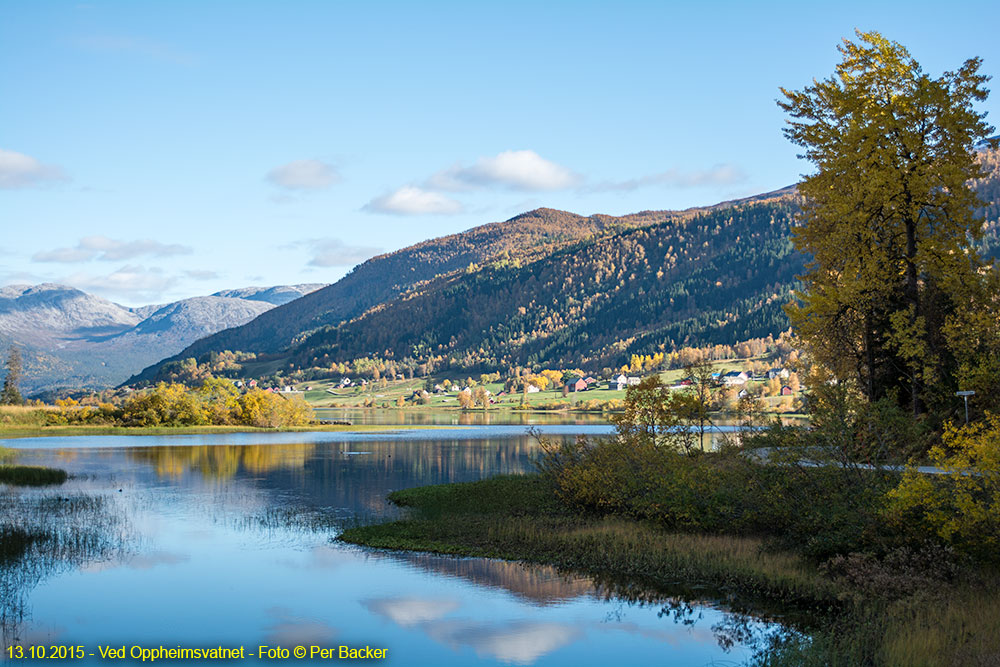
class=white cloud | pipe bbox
[297,238,381,268]
[586,164,748,192]
[266,160,339,191]
[364,186,463,216]
[0,148,69,189]
[363,598,460,627]
[429,150,579,192]
[62,265,177,302]
[33,236,192,263]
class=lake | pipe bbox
[1,426,786,665]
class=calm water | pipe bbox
[1,427,784,665]
[312,409,612,426]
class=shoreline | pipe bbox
[338,476,842,616]
[0,423,437,440]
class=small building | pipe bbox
[526,384,541,393]
[583,376,598,385]
[627,376,641,386]
[781,385,793,396]
[614,373,628,385]
[722,370,749,386]
[566,378,588,393]
[767,368,790,380]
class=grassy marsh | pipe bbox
[340,474,1000,666]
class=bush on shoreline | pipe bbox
[45,380,314,429]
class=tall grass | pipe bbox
[0,466,68,486]
[0,406,55,428]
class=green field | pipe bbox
[296,359,803,414]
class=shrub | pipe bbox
[888,413,1000,561]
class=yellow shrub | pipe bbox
[889,413,1000,558]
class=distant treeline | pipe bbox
[50,380,313,428]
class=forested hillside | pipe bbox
[131,207,711,382]
[134,147,1000,386]
[290,197,803,371]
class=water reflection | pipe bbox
[0,491,133,650]
[1,431,789,665]
[382,552,595,606]
[314,408,611,426]
[128,444,318,479]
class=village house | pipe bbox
[781,385,793,396]
[722,370,749,386]
[566,378,588,392]
[767,367,790,380]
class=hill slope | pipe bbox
[289,196,803,372]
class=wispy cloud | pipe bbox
[0,148,69,189]
[428,150,580,192]
[363,596,579,665]
[74,34,194,65]
[184,269,219,281]
[262,607,337,647]
[266,160,340,191]
[364,186,463,216]
[288,238,382,267]
[61,265,177,302]
[362,598,459,627]
[585,164,748,192]
[33,236,192,263]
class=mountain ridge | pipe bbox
[132,187,805,386]
[0,283,324,395]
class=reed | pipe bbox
[0,465,68,486]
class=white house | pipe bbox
[722,370,749,386]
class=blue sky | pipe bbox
[2,1,998,305]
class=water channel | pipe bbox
[1,425,788,665]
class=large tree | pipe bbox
[780,31,998,417]
[1,346,23,406]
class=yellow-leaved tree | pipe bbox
[888,414,1000,558]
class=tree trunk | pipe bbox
[904,216,922,416]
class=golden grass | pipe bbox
[880,582,1000,667]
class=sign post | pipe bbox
[955,390,975,425]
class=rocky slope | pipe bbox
[0,283,323,395]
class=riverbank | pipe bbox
[339,474,1000,666]
[339,475,839,610]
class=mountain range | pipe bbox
[0,283,323,395]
